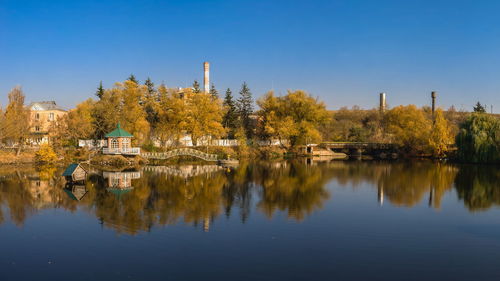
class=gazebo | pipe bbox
[102,123,140,155]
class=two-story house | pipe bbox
[28,101,67,145]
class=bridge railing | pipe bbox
[141,148,218,161]
[103,147,141,155]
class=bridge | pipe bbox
[318,142,397,157]
[141,148,219,161]
[320,142,395,150]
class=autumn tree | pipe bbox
[428,108,454,157]
[257,90,329,147]
[237,82,254,138]
[222,88,239,138]
[185,92,225,145]
[2,86,30,154]
[385,105,432,154]
[156,87,189,147]
[115,81,150,144]
[92,88,121,139]
[65,99,95,144]
[329,106,384,142]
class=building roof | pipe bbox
[105,123,133,138]
[29,101,66,111]
[64,186,88,201]
[62,163,80,177]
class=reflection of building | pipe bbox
[27,175,58,209]
[103,171,141,192]
[28,101,67,145]
[64,183,88,201]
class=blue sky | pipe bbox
[1,0,500,111]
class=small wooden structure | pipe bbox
[64,183,88,201]
[62,163,87,183]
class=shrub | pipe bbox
[35,144,58,164]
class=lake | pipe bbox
[1,160,500,281]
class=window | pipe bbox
[35,126,40,132]
[111,138,119,149]
[49,113,54,121]
[122,138,130,148]
[35,113,40,120]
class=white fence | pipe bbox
[102,147,141,155]
[79,139,106,148]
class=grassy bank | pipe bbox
[0,150,36,165]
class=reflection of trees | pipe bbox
[455,165,500,211]
[327,161,457,208]
[6,161,500,235]
[222,162,253,222]
[0,166,66,225]
[254,161,331,221]
[84,170,227,235]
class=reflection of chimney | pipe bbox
[203,217,210,232]
[203,62,210,93]
[378,184,384,206]
[379,93,386,113]
[428,187,434,207]
[431,91,437,118]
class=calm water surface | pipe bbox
[1,160,500,281]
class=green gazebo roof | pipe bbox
[105,123,133,138]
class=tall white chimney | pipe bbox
[203,62,210,93]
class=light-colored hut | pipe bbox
[62,163,87,183]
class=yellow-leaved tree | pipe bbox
[385,105,432,154]
[156,86,189,147]
[2,86,30,154]
[257,90,329,148]
[428,109,454,157]
[65,99,95,144]
[116,80,150,144]
[185,91,225,145]
[35,144,58,163]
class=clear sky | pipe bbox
[1,0,500,112]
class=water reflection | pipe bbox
[0,161,499,234]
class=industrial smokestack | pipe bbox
[203,62,210,93]
[431,91,437,118]
[379,92,386,113]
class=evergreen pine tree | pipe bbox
[144,77,156,100]
[127,74,139,84]
[209,84,219,99]
[473,102,486,113]
[192,80,201,93]
[95,81,105,99]
[222,88,239,138]
[143,78,159,128]
[236,82,254,138]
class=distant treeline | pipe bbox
[2,75,500,162]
